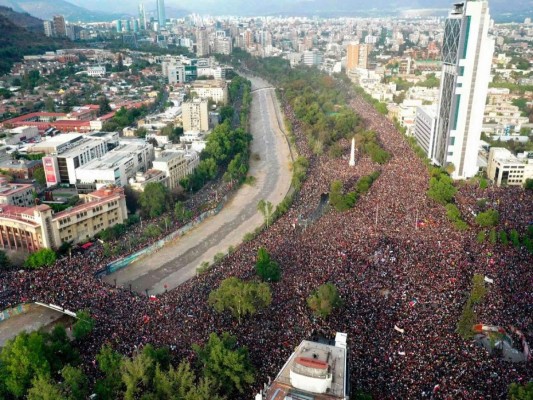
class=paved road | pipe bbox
[105,77,292,294]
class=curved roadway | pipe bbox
[104,77,292,294]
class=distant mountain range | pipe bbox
[0,0,125,22]
[0,0,531,22]
[0,6,70,75]
[69,0,533,20]
[0,4,42,31]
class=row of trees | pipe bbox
[457,274,488,339]
[1,326,252,399]
[477,225,533,254]
[228,53,362,154]
[179,121,252,192]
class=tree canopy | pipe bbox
[475,209,500,228]
[255,247,281,282]
[193,332,254,396]
[24,248,57,269]
[72,309,95,341]
[307,282,342,318]
[208,277,272,323]
[139,182,170,218]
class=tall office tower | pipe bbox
[53,15,66,37]
[139,3,147,30]
[156,0,166,29]
[432,0,494,179]
[196,27,209,57]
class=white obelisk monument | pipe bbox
[349,137,355,167]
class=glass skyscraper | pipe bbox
[157,0,166,29]
[432,1,494,179]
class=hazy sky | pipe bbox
[63,0,533,17]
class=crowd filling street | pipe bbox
[1,90,532,399]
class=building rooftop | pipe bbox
[265,334,348,400]
[76,142,149,171]
[28,133,84,153]
[0,178,33,197]
[154,150,185,163]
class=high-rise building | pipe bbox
[53,15,66,37]
[156,0,166,29]
[182,99,209,132]
[346,43,371,71]
[196,27,209,57]
[432,0,495,179]
[43,20,54,37]
[116,20,123,33]
[139,3,147,30]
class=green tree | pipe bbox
[255,247,281,282]
[475,209,499,227]
[257,199,274,228]
[510,229,521,248]
[524,179,533,190]
[457,299,476,339]
[72,309,95,340]
[95,344,124,400]
[98,96,112,115]
[307,282,342,318]
[121,349,152,400]
[427,173,457,205]
[0,250,10,269]
[476,231,486,243]
[61,365,89,400]
[508,381,533,400]
[193,332,255,396]
[44,97,55,112]
[24,248,57,269]
[174,201,191,222]
[139,182,170,218]
[499,230,509,245]
[219,105,234,123]
[135,127,147,138]
[489,229,497,244]
[470,274,487,304]
[33,166,46,185]
[208,277,272,323]
[27,375,62,400]
[0,331,51,397]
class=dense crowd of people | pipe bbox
[0,86,531,399]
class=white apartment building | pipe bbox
[30,134,110,187]
[152,148,199,190]
[189,80,228,105]
[302,49,323,66]
[414,106,438,160]
[182,99,209,132]
[87,66,106,77]
[214,37,233,55]
[75,140,154,189]
[487,148,533,187]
